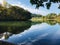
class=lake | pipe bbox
[0,21,60,45]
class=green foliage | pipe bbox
[46,13,57,19]
[0,5,31,21]
[30,0,60,9]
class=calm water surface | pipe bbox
[0,21,60,45]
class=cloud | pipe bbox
[10,2,49,15]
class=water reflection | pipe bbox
[32,20,58,25]
[0,21,31,42]
[6,23,60,45]
[45,20,57,25]
[0,20,60,45]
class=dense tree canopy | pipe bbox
[0,5,31,21]
[30,0,60,9]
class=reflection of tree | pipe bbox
[32,20,57,25]
[58,22,60,25]
[45,20,57,25]
[0,21,31,40]
[32,21,42,25]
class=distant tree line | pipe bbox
[0,5,31,21]
[45,13,60,19]
[31,14,42,17]
[32,13,60,19]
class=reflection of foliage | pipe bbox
[30,0,60,9]
[32,20,57,25]
[32,21,42,25]
[0,21,31,34]
[0,5,31,21]
[0,21,31,40]
[45,20,57,25]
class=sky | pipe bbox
[0,0,60,15]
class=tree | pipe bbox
[8,6,31,20]
[30,0,60,9]
[0,5,31,21]
[46,13,57,19]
